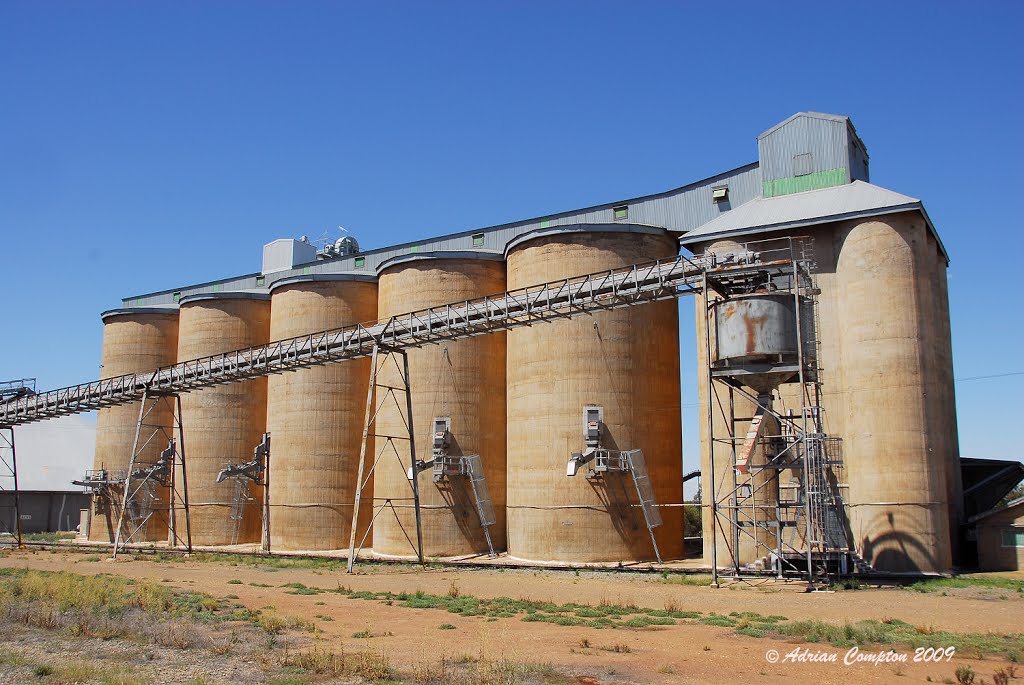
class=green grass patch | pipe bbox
[760,618,1024,660]
[658,573,714,586]
[20,532,76,543]
[282,582,323,596]
[904,575,1024,594]
[328,579,1024,660]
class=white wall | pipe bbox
[9,414,95,491]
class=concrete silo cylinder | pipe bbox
[372,253,507,558]
[505,226,683,562]
[176,293,271,547]
[266,275,378,551]
[836,212,952,574]
[932,240,962,562]
[91,309,179,543]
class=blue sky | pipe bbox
[1,1,1022,471]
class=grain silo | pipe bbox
[371,252,507,558]
[82,111,960,576]
[505,226,684,563]
[687,208,956,574]
[266,274,378,551]
[835,213,952,573]
[90,309,179,543]
[933,238,962,561]
[176,293,271,546]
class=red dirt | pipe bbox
[2,550,1021,685]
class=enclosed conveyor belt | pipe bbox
[0,252,795,427]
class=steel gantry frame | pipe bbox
[346,345,423,573]
[0,379,34,548]
[0,426,23,548]
[110,391,192,559]
[703,237,850,588]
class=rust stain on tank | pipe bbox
[744,313,768,355]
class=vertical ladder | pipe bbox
[462,454,497,558]
[347,344,424,573]
[228,476,255,545]
[623,449,663,564]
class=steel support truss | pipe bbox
[0,426,23,548]
[111,391,192,559]
[346,345,424,573]
[705,238,850,588]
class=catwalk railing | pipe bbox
[0,250,796,428]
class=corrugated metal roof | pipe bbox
[119,163,763,307]
[678,180,947,260]
[757,112,851,140]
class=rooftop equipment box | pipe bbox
[262,239,317,274]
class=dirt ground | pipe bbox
[2,549,1022,685]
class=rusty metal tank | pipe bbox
[710,293,810,394]
[372,252,507,558]
[266,274,378,551]
[90,308,179,543]
[176,292,271,547]
[505,225,683,563]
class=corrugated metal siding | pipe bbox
[757,114,852,184]
[122,164,764,307]
[848,130,870,183]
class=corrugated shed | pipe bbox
[757,112,853,184]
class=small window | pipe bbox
[712,186,729,203]
[354,256,365,269]
[302,266,311,275]
[172,291,181,302]
[410,245,419,254]
[613,205,628,221]
[212,284,222,293]
[1002,529,1024,548]
[793,152,813,177]
[472,233,485,247]
[255,276,265,287]
[539,219,551,229]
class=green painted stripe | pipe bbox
[763,168,848,198]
